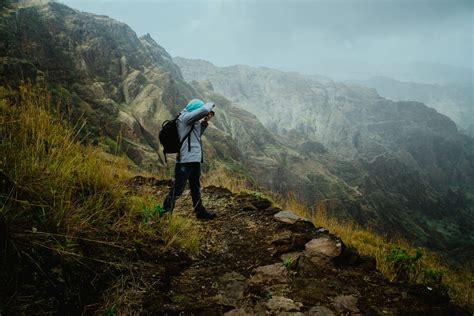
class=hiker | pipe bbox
[162,99,217,219]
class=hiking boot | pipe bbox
[196,208,216,220]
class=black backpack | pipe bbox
[159,115,193,163]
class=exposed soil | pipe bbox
[0,176,470,315]
[130,177,469,315]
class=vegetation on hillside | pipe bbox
[203,168,473,310]
[0,84,199,312]
[0,84,471,312]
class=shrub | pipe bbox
[384,247,423,282]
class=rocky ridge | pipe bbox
[355,76,474,137]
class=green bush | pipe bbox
[422,267,445,285]
[385,247,423,282]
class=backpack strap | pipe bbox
[177,125,194,162]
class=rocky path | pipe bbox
[130,177,467,315]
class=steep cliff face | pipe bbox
[0,1,196,169]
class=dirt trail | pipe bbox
[127,177,468,315]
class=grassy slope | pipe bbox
[203,169,473,311]
[0,84,472,312]
[0,84,199,313]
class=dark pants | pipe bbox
[163,162,203,212]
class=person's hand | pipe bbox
[204,111,215,122]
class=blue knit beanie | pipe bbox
[185,99,205,112]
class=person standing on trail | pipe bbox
[162,99,216,219]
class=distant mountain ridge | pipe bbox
[175,57,474,261]
[354,76,474,137]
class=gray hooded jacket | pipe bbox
[177,102,215,163]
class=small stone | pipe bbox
[224,308,255,316]
[280,252,303,263]
[274,210,310,224]
[332,295,359,313]
[216,272,246,307]
[249,263,288,285]
[265,296,303,312]
[304,236,342,265]
[306,305,335,316]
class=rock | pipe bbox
[271,231,313,257]
[316,228,329,234]
[224,308,255,316]
[216,272,246,307]
[304,236,342,265]
[306,306,335,316]
[265,296,302,312]
[280,252,303,264]
[333,246,360,267]
[249,263,288,285]
[274,211,310,224]
[203,185,233,198]
[332,295,359,313]
[234,192,272,210]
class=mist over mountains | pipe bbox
[354,76,473,137]
[1,1,474,314]
[175,57,474,261]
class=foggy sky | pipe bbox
[60,0,473,80]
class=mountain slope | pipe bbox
[1,1,473,261]
[355,76,474,137]
[176,57,474,261]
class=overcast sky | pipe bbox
[60,0,473,80]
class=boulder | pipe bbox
[224,308,255,316]
[215,272,246,307]
[274,211,310,224]
[304,236,342,265]
[265,296,303,312]
[249,263,288,285]
[332,295,360,313]
[306,306,335,316]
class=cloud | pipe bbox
[60,0,473,74]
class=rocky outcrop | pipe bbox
[130,180,468,315]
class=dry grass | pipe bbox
[283,193,473,310]
[205,168,473,310]
[0,83,199,254]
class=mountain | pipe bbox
[1,0,473,262]
[354,76,474,137]
[0,1,472,313]
[298,60,474,86]
[176,57,474,261]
